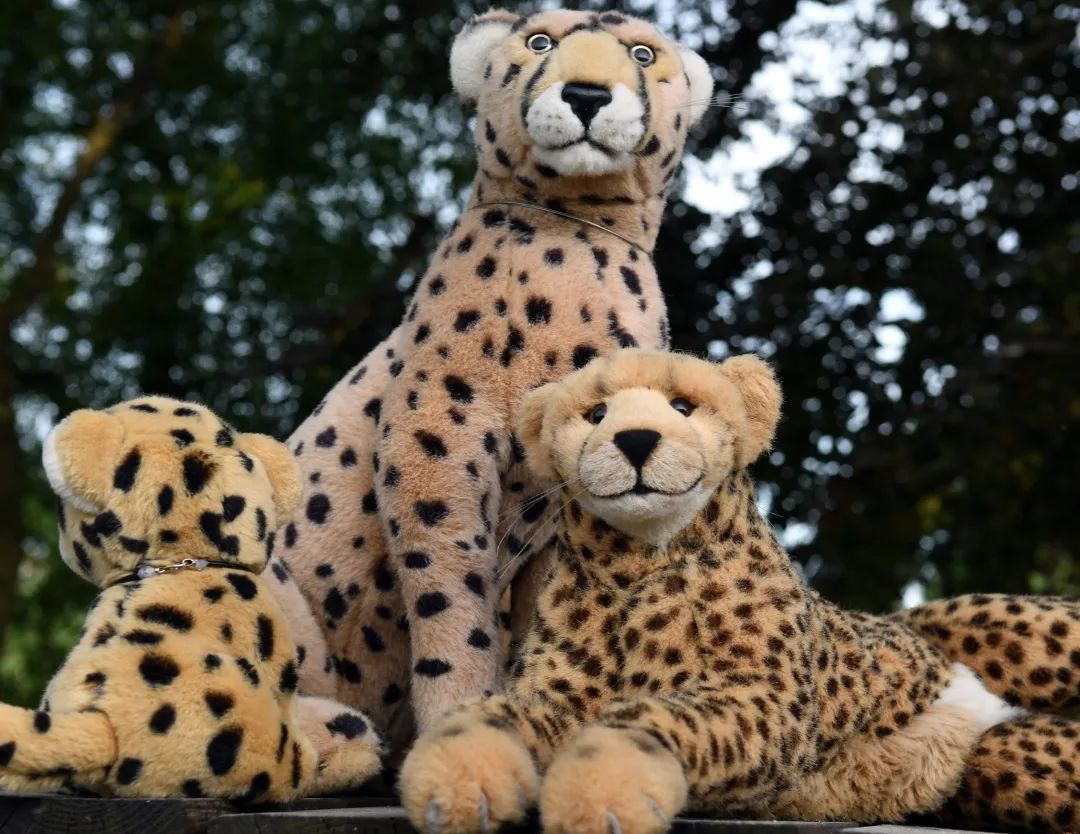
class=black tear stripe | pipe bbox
[636,64,651,149]
[520,55,551,128]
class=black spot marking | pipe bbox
[326,712,368,740]
[222,495,246,522]
[158,486,175,516]
[139,654,180,687]
[137,605,193,632]
[526,296,552,324]
[149,704,176,734]
[415,431,448,458]
[455,310,480,332]
[544,248,564,266]
[315,426,337,448]
[182,454,215,495]
[169,429,194,451]
[307,493,332,524]
[207,729,243,776]
[404,551,431,569]
[116,758,143,785]
[279,660,299,693]
[573,344,598,369]
[120,536,149,554]
[416,500,449,526]
[113,449,142,492]
[205,692,235,718]
[444,376,474,404]
[226,573,258,600]
[416,592,450,618]
[620,266,642,294]
[257,615,275,660]
[416,658,453,678]
[465,572,486,598]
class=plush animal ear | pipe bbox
[450,9,517,102]
[516,382,561,481]
[43,410,127,514]
[719,354,782,467]
[239,433,302,520]
[676,45,714,126]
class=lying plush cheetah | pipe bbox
[265,9,715,748]
[400,350,1080,834]
[0,397,381,800]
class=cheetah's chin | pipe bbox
[531,142,635,176]
[580,483,712,548]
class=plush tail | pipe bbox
[929,715,1080,833]
[0,703,116,792]
[893,594,1080,710]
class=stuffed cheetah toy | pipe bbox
[400,349,1080,834]
[263,9,717,751]
[0,397,382,800]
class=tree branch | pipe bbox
[0,1,196,325]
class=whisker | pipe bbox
[495,486,590,582]
[494,479,574,554]
[497,475,581,522]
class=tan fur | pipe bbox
[400,350,1080,834]
[0,397,380,799]
[262,9,714,750]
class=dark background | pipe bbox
[0,0,1076,705]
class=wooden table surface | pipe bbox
[0,793,1003,834]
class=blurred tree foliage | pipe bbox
[0,0,1076,704]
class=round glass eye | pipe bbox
[630,44,655,66]
[587,403,608,424]
[527,33,554,53]
[670,398,695,416]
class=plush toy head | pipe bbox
[451,9,714,177]
[43,397,301,587]
[518,350,780,544]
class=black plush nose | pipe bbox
[562,83,613,126]
[613,429,661,470]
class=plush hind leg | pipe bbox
[895,594,1080,710]
[294,696,383,795]
[933,715,1080,833]
[0,704,117,793]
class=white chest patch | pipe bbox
[934,662,1029,733]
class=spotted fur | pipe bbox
[0,398,380,799]
[400,351,1080,834]
[264,10,714,749]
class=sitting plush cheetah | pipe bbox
[0,397,381,800]
[265,9,715,749]
[400,350,1080,834]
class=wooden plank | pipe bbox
[843,827,1004,834]
[209,807,859,834]
[0,793,225,833]
[0,793,397,834]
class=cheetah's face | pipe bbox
[451,10,713,177]
[519,351,781,545]
[42,397,301,587]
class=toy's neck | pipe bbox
[556,472,764,585]
[466,161,668,253]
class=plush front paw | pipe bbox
[540,726,687,834]
[295,697,383,794]
[400,714,539,834]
